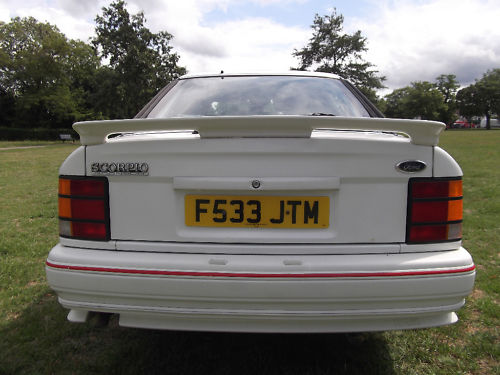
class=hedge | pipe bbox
[0,127,80,141]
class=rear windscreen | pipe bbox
[147,76,371,118]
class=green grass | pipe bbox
[0,133,498,375]
[0,140,73,148]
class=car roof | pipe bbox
[179,71,341,80]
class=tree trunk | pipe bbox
[486,113,491,130]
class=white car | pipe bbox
[46,72,475,332]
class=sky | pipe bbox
[1,0,499,93]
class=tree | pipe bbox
[457,69,500,129]
[405,81,447,120]
[383,87,411,119]
[383,81,446,121]
[292,9,385,100]
[456,85,479,122]
[93,1,186,118]
[435,74,459,125]
[0,17,100,128]
[0,86,15,125]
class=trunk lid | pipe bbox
[85,127,433,245]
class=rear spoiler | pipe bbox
[73,116,445,146]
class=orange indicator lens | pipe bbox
[448,179,463,197]
[59,179,71,195]
[447,199,463,222]
[58,197,72,218]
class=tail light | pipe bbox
[406,177,463,243]
[58,176,110,241]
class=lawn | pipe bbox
[0,140,72,148]
[0,133,498,375]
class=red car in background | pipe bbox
[450,120,475,128]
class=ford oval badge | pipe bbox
[396,160,427,173]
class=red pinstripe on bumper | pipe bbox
[46,260,475,278]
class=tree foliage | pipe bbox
[456,85,479,121]
[0,2,186,129]
[0,17,100,128]
[293,9,385,100]
[457,69,500,129]
[383,76,459,122]
[383,87,411,119]
[435,74,459,124]
[93,0,186,118]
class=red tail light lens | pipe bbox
[58,176,110,241]
[406,178,463,243]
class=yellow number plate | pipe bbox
[185,195,329,228]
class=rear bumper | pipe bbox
[46,244,475,332]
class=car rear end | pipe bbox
[46,73,475,332]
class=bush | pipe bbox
[0,127,79,141]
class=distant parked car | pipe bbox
[451,120,474,129]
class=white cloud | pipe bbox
[0,0,100,40]
[20,6,95,41]
[124,0,310,73]
[176,17,309,73]
[350,0,500,90]
[249,0,308,4]
[55,0,102,16]
[0,2,10,22]
[134,0,229,57]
